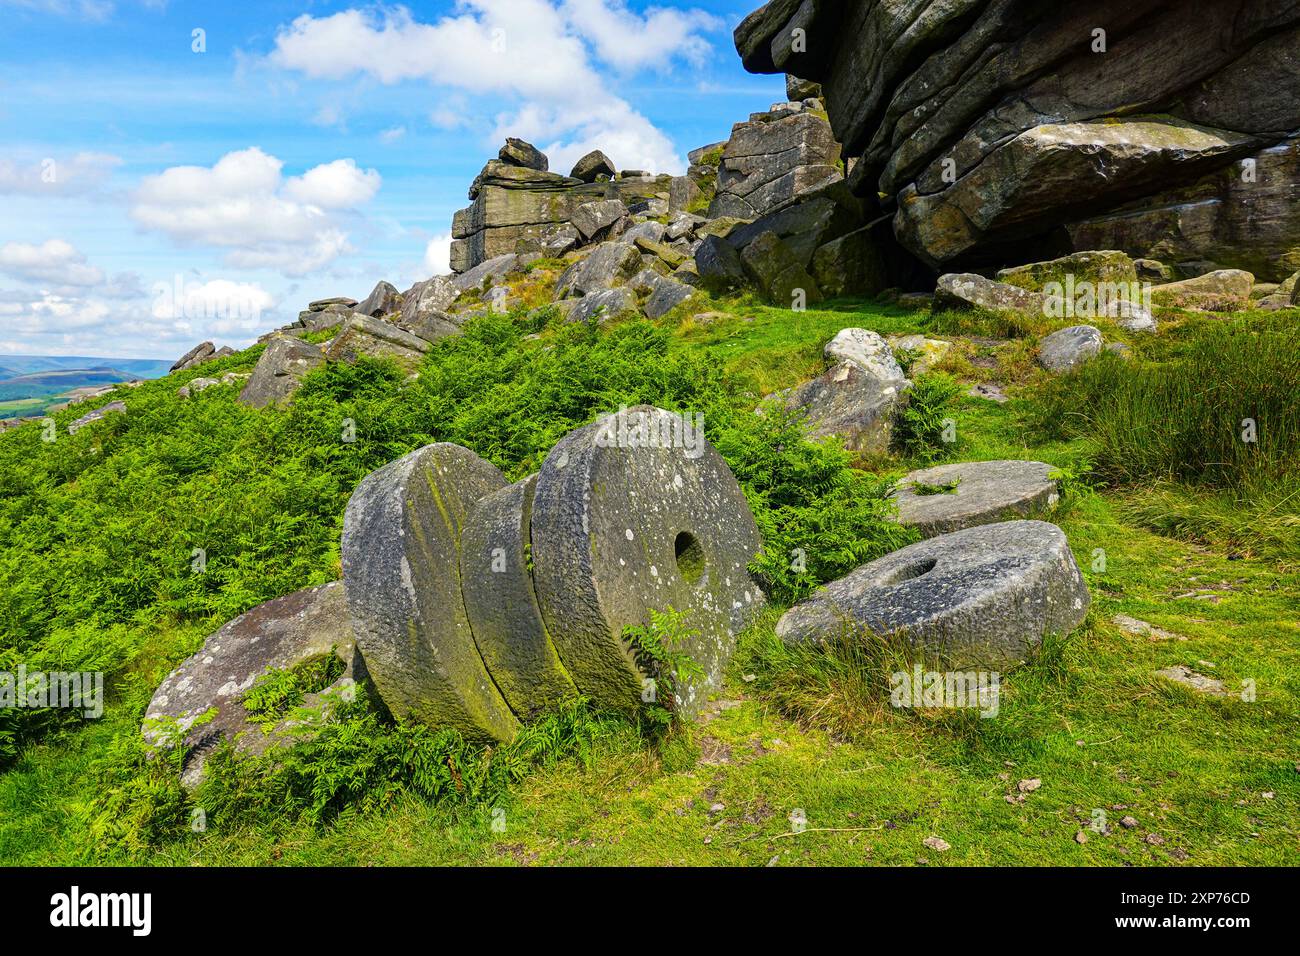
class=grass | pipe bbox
[0,292,1296,866]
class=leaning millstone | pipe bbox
[892,461,1060,537]
[1150,270,1255,312]
[934,274,1047,316]
[326,315,431,368]
[358,280,402,318]
[1036,325,1103,374]
[239,337,326,408]
[499,137,548,172]
[142,582,362,788]
[460,475,578,717]
[342,444,518,742]
[67,400,127,435]
[570,149,616,183]
[572,199,630,240]
[776,521,1090,667]
[171,341,215,372]
[530,406,764,715]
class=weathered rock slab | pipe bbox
[143,582,362,787]
[1037,326,1103,374]
[239,337,326,408]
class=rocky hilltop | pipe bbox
[735,0,1300,280]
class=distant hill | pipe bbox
[0,354,173,418]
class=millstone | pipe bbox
[459,474,579,717]
[776,520,1090,666]
[892,460,1060,537]
[530,406,764,714]
[341,443,518,742]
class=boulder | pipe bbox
[728,193,861,267]
[452,253,521,293]
[1150,270,1255,312]
[570,149,616,183]
[459,475,578,717]
[740,230,823,305]
[887,334,952,377]
[568,287,641,325]
[325,315,431,368]
[669,175,702,214]
[785,329,910,454]
[666,213,706,242]
[142,582,361,788]
[1036,326,1104,375]
[621,221,667,245]
[341,444,518,742]
[694,235,748,287]
[734,2,1300,275]
[572,199,630,240]
[171,342,215,372]
[934,274,1046,317]
[67,400,127,435]
[812,226,889,298]
[302,310,349,333]
[530,406,764,714]
[358,280,402,318]
[239,337,326,408]
[541,223,581,257]
[643,277,696,319]
[892,461,1061,537]
[499,138,548,172]
[776,521,1091,666]
[401,275,460,329]
[308,297,357,312]
[556,242,642,298]
[634,236,688,269]
[177,377,220,399]
[787,75,822,101]
[998,251,1139,291]
[709,109,842,220]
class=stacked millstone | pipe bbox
[341,406,766,741]
[143,406,765,778]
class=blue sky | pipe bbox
[0,0,781,359]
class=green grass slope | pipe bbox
[0,295,1296,866]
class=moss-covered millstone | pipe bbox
[776,520,1090,667]
[341,444,518,743]
[530,406,764,715]
[998,251,1139,292]
[459,474,578,718]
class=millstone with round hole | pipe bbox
[530,405,764,715]
[459,474,578,717]
[892,460,1060,537]
[341,443,519,743]
[776,520,1090,666]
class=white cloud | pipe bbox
[0,239,105,287]
[0,152,122,197]
[423,234,453,277]
[130,148,381,277]
[379,126,407,144]
[269,1,724,175]
[560,0,721,71]
[284,159,381,209]
[150,278,277,336]
[0,0,114,21]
